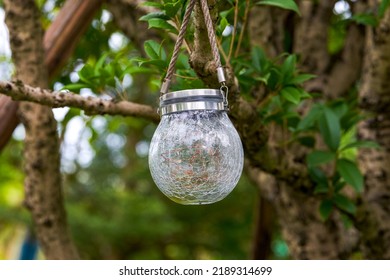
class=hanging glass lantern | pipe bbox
[148,89,244,205]
[148,0,244,205]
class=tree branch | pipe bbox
[0,81,160,123]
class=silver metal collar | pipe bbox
[159,89,225,116]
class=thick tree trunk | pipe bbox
[4,0,79,259]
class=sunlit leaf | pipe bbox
[290,74,316,85]
[256,0,301,15]
[351,13,378,26]
[144,40,160,60]
[341,140,381,152]
[147,18,177,33]
[140,12,170,21]
[280,86,301,104]
[379,0,390,18]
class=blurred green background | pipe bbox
[0,1,289,260]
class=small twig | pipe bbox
[173,73,198,80]
[0,80,160,123]
[234,0,250,58]
[218,38,230,66]
[227,0,239,63]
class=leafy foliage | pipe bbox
[256,0,300,15]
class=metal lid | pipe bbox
[159,89,225,115]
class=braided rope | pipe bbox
[161,0,225,95]
[161,0,196,94]
[199,0,222,69]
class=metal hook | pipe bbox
[220,83,229,111]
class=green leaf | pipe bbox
[280,86,301,104]
[314,184,328,194]
[330,101,348,119]
[143,1,163,8]
[335,180,346,192]
[251,46,266,73]
[319,200,333,221]
[125,66,156,75]
[267,68,282,90]
[164,1,181,17]
[78,64,95,83]
[297,136,315,148]
[140,59,168,68]
[296,105,322,131]
[176,53,190,69]
[257,0,300,15]
[341,112,366,131]
[147,18,177,33]
[341,140,381,152]
[281,54,296,84]
[220,8,233,19]
[379,0,390,18]
[218,17,230,34]
[140,12,170,21]
[336,159,364,193]
[351,14,378,26]
[309,167,328,187]
[264,111,298,124]
[296,87,312,99]
[290,74,316,85]
[318,107,341,151]
[61,83,87,92]
[307,150,336,167]
[94,53,108,75]
[144,40,160,60]
[254,75,270,85]
[332,194,356,215]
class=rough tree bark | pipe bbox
[357,1,390,259]
[4,0,79,259]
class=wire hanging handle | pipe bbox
[160,0,228,106]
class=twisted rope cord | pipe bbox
[199,0,222,69]
[161,0,224,94]
[161,0,196,94]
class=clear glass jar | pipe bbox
[149,89,244,205]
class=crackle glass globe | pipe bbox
[148,89,244,205]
